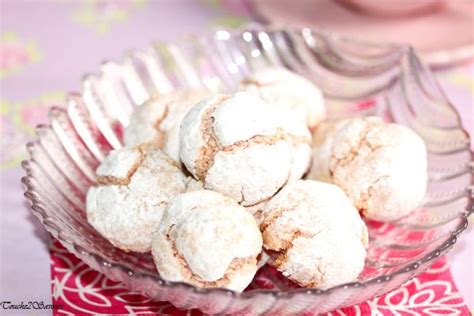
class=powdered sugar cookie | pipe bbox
[260,180,368,289]
[124,90,208,161]
[86,144,194,253]
[329,117,427,221]
[240,67,326,129]
[179,92,311,205]
[151,190,262,292]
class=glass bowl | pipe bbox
[21,25,473,314]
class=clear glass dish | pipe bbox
[21,25,473,314]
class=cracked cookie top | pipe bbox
[86,144,196,253]
[179,92,308,206]
[240,67,326,129]
[260,180,368,289]
[151,190,263,292]
[330,116,428,221]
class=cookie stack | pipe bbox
[86,67,427,292]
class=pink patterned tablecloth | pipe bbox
[0,1,472,315]
[50,239,471,315]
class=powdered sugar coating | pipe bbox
[179,92,309,206]
[151,190,262,292]
[211,92,312,181]
[330,116,428,221]
[86,145,191,253]
[124,90,208,161]
[307,119,350,182]
[123,96,169,147]
[162,123,181,162]
[281,114,313,180]
[205,143,292,206]
[96,147,143,181]
[211,92,281,146]
[240,67,326,129]
[260,180,368,289]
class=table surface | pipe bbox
[0,1,473,314]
